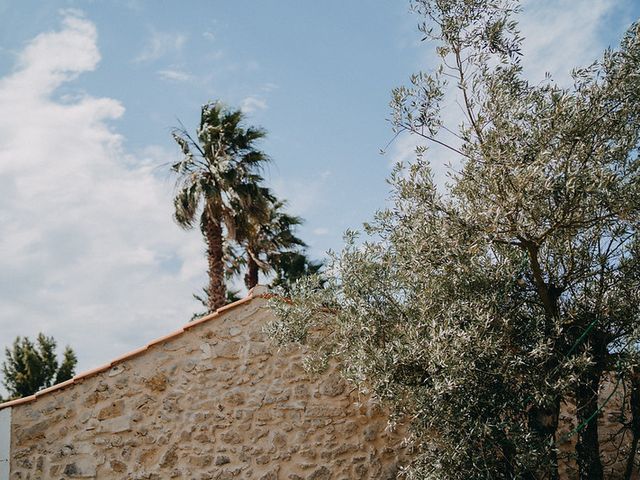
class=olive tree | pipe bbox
[267,1,640,478]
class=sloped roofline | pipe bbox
[0,285,273,410]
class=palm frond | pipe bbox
[173,183,202,229]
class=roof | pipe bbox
[0,285,273,410]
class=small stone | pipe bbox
[183,359,196,372]
[97,400,125,421]
[308,466,331,480]
[108,365,125,377]
[319,375,345,397]
[363,424,378,442]
[62,458,96,478]
[160,447,179,468]
[97,416,131,434]
[145,372,168,392]
[110,459,127,473]
[200,342,212,359]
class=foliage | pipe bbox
[234,197,308,289]
[268,1,640,478]
[190,286,243,321]
[173,101,323,313]
[1,333,77,400]
[171,101,270,311]
[270,250,324,294]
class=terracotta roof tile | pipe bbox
[73,363,111,381]
[146,329,186,347]
[185,295,254,329]
[35,379,74,397]
[108,345,149,365]
[0,287,270,410]
[0,395,36,408]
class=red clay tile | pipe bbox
[214,296,253,314]
[0,395,36,408]
[184,311,220,329]
[146,329,187,347]
[74,363,111,381]
[35,379,75,397]
[109,345,149,365]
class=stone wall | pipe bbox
[557,377,640,480]
[7,298,406,479]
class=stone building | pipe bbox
[0,286,406,479]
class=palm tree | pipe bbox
[270,251,324,293]
[235,197,307,289]
[171,101,269,312]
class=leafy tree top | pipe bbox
[2,333,77,400]
[269,1,640,478]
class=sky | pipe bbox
[0,0,638,385]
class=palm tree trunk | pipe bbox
[245,254,259,290]
[203,216,226,311]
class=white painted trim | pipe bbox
[0,407,10,479]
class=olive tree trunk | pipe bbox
[624,370,640,480]
[574,337,606,480]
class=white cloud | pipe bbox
[0,13,207,377]
[519,0,620,84]
[313,227,329,236]
[240,96,268,114]
[7,11,100,98]
[135,29,186,63]
[157,68,192,82]
[261,82,278,93]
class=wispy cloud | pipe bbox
[519,0,621,84]
[135,29,186,63]
[240,95,268,114]
[261,82,278,92]
[157,68,192,82]
[11,10,100,95]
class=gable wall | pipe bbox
[8,298,405,479]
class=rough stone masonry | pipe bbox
[0,289,406,479]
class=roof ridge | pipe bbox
[0,285,270,410]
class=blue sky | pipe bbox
[0,0,638,381]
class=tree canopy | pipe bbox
[171,101,271,311]
[2,333,77,400]
[268,1,640,478]
[172,101,321,314]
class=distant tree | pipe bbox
[268,1,640,478]
[235,198,308,290]
[190,286,243,321]
[2,334,77,400]
[172,101,270,312]
[270,251,324,293]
